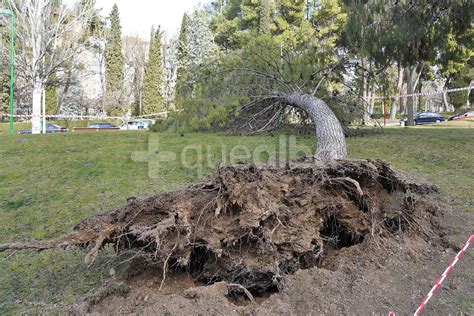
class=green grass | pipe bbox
[0,128,473,313]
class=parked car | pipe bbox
[140,119,155,128]
[400,112,445,125]
[120,120,147,130]
[448,111,474,121]
[87,122,117,128]
[18,124,67,134]
[119,119,155,130]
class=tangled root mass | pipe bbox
[5,159,442,296]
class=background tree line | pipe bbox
[170,0,472,130]
[1,0,472,131]
[0,0,172,132]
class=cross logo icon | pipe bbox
[131,134,177,179]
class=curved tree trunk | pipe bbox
[282,93,347,160]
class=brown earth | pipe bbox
[7,158,472,315]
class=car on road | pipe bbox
[400,112,445,125]
[87,122,117,128]
[448,111,474,121]
[18,124,67,134]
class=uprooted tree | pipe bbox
[0,159,444,297]
[0,36,444,294]
[0,5,445,300]
[170,4,367,160]
[172,33,369,160]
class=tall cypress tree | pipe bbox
[142,28,165,114]
[175,14,190,101]
[104,4,124,104]
[132,67,142,116]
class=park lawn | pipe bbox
[0,128,473,313]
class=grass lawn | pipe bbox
[0,128,473,313]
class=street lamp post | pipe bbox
[0,8,14,135]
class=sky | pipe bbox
[65,0,203,38]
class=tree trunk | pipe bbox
[418,81,423,112]
[406,65,418,126]
[32,82,42,134]
[30,1,44,134]
[368,81,375,115]
[442,92,450,112]
[390,63,404,119]
[359,59,370,125]
[400,84,406,114]
[282,93,346,160]
[42,88,46,134]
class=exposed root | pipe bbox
[0,159,443,296]
[0,231,92,253]
[85,225,117,264]
[226,283,256,302]
[0,241,61,252]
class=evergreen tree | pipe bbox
[175,14,190,101]
[212,0,273,47]
[187,11,218,71]
[240,0,274,35]
[438,18,473,109]
[44,71,58,115]
[310,0,347,64]
[79,0,105,38]
[344,0,471,124]
[240,0,260,31]
[274,0,306,33]
[172,1,354,131]
[259,0,273,35]
[132,67,142,116]
[211,0,243,48]
[448,67,472,109]
[45,87,58,115]
[142,28,165,114]
[104,4,124,111]
[148,26,155,51]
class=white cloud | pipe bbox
[65,0,202,38]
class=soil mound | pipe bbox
[60,158,443,297]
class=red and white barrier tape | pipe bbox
[134,111,169,118]
[413,233,474,316]
[0,112,168,120]
[362,85,473,100]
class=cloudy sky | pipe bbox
[65,0,203,38]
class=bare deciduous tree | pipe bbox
[0,0,92,133]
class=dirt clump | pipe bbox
[46,158,441,301]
